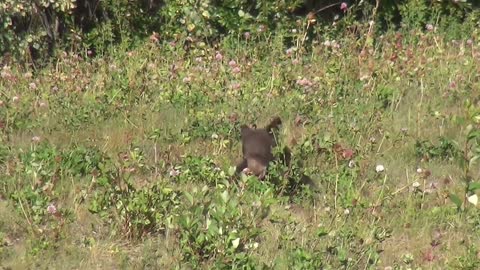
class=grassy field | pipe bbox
[1,29,480,269]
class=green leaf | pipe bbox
[467,130,480,142]
[231,238,240,249]
[228,166,236,176]
[449,193,462,209]
[316,228,328,237]
[184,192,194,205]
[221,190,229,203]
[468,182,480,192]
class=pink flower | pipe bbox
[47,203,57,214]
[467,39,473,45]
[340,2,348,12]
[286,47,295,56]
[215,52,223,61]
[244,32,251,39]
[230,82,241,90]
[0,68,12,79]
[228,60,237,68]
[149,32,160,43]
[29,82,37,90]
[231,67,241,74]
[449,81,456,89]
[32,136,41,143]
[426,24,434,31]
[296,78,313,87]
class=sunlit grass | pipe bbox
[1,28,480,269]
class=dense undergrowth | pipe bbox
[1,3,480,269]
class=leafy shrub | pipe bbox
[89,180,182,239]
[0,144,10,165]
[172,155,230,186]
[414,137,460,161]
[288,248,324,269]
[61,145,105,176]
[178,186,265,267]
[160,0,303,41]
[20,142,60,184]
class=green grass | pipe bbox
[1,29,480,269]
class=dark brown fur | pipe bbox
[236,117,282,179]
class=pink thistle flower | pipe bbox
[426,24,434,31]
[340,2,348,13]
[31,136,41,143]
[244,32,251,39]
[29,82,37,90]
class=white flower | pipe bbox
[182,77,191,83]
[412,182,420,188]
[348,160,355,168]
[375,165,385,173]
[467,194,478,206]
[169,168,180,177]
